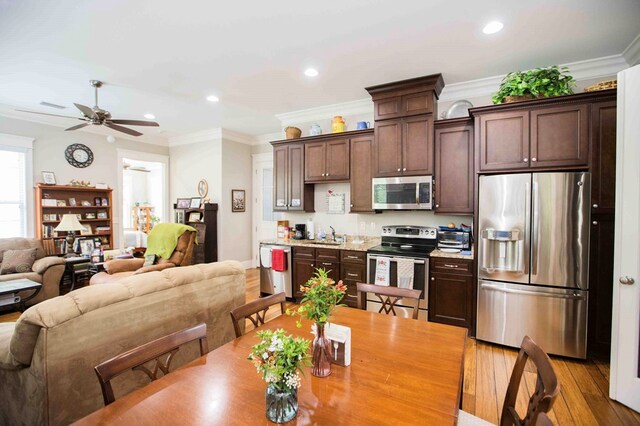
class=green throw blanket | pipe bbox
[144,223,197,260]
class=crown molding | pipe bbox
[168,128,222,147]
[254,132,284,144]
[622,33,640,66]
[221,129,258,146]
[0,132,34,149]
[275,98,373,126]
[439,54,629,102]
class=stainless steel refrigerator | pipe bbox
[476,172,590,358]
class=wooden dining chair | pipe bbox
[229,292,286,338]
[94,323,209,405]
[356,282,422,320]
[457,335,560,426]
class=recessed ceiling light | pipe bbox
[144,113,155,120]
[304,68,319,77]
[206,95,220,102]
[483,21,504,34]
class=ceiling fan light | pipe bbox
[144,113,156,120]
[206,95,220,103]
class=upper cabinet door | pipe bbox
[590,101,617,214]
[434,121,474,214]
[273,145,288,211]
[304,142,326,182]
[478,110,530,171]
[325,138,350,181]
[350,135,374,212]
[530,104,589,168]
[402,114,434,175]
[374,119,403,177]
[402,92,434,117]
[374,96,402,121]
[288,144,306,211]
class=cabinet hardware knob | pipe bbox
[620,276,635,285]
[592,204,598,208]
[592,221,598,225]
[523,158,529,162]
[435,204,440,208]
[403,168,407,171]
[326,173,329,176]
[322,262,332,266]
[310,264,314,267]
[347,273,358,277]
[444,264,458,268]
[431,277,435,281]
[531,157,537,162]
[397,168,401,172]
[347,256,359,259]
[321,173,325,177]
[350,204,353,207]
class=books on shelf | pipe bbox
[95,226,111,234]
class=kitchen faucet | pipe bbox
[330,226,336,241]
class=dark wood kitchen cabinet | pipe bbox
[292,247,341,301]
[472,90,615,173]
[340,250,367,308]
[588,214,615,357]
[350,134,375,213]
[272,143,314,212]
[304,138,350,182]
[366,74,443,178]
[477,110,529,171]
[373,114,434,177]
[529,104,589,168]
[434,118,474,214]
[590,101,617,214]
[428,257,474,331]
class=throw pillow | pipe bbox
[0,248,38,275]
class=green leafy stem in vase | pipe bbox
[289,268,347,327]
[248,329,311,391]
[492,65,575,104]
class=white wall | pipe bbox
[219,139,252,263]
[169,140,222,206]
[0,115,169,246]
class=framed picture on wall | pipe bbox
[232,189,245,212]
[176,198,191,209]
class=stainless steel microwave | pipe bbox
[372,176,433,210]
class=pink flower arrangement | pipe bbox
[290,268,347,326]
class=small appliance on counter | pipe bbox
[292,224,307,240]
[437,227,471,252]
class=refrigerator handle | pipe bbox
[531,180,539,277]
[480,282,586,300]
[523,181,531,276]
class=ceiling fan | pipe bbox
[17,80,159,137]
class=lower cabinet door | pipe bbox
[428,272,472,329]
[340,263,366,308]
[293,259,316,300]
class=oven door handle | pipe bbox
[367,255,425,265]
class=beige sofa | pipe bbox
[0,260,246,425]
[0,238,65,306]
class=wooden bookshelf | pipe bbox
[174,202,218,264]
[35,184,114,255]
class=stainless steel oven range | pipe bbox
[366,225,437,320]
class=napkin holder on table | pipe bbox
[325,323,351,367]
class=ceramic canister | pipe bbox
[332,116,345,133]
[310,124,322,136]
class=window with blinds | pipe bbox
[0,147,28,238]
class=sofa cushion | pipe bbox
[31,256,65,275]
[0,249,38,275]
[0,238,46,262]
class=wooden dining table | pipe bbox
[74,307,468,425]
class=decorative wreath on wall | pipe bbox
[65,143,94,168]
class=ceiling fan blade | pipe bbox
[104,122,142,137]
[16,109,83,120]
[65,123,90,131]
[74,103,97,119]
[109,119,159,127]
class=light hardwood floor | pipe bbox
[2,268,638,424]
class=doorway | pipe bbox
[252,152,282,267]
[117,149,169,248]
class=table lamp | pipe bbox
[55,214,85,257]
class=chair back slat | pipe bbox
[229,292,286,338]
[94,323,208,405]
[356,283,422,319]
[500,336,560,426]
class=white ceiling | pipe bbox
[0,0,638,140]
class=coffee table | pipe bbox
[0,278,42,312]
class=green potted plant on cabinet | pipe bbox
[492,65,576,104]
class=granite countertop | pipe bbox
[259,237,381,252]
[430,248,474,260]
